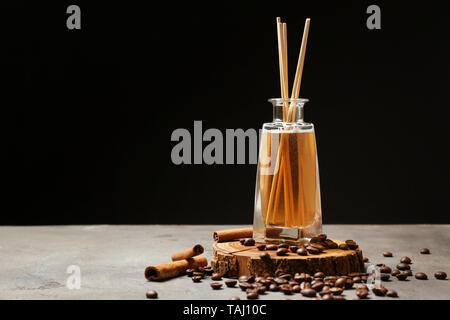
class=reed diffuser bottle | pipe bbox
[253,98,322,243]
[253,17,322,244]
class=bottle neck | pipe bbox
[272,102,305,123]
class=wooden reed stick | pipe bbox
[291,18,311,100]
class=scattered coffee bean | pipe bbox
[186,269,195,277]
[400,256,412,264]
[434,272,447,280]
[345,279,354,289]
[246,290,258,299]
[260,252,271,261]
[324,239,338,249]
[210,282,223,290]
[278,243,289,249]
[192,276,202,282]
[397,263,411,271]
[292,285,301,293]
[211,273,222,281]
[363,257,369,263]
[329,287,343,295]
[277,248,289,256]
[403,270,413,276]
[256,244,266,251]
[244,238,255,246]
[420,248,430,254]
[396,272,408,281]
[269,284,280,291]
[239,239,246,245]
[345,240,359,250]
[225,280,237,288]
[309,243,326,251]
[372,285,387,296]
[280,274,292,281]
[257,286,267,294]
[312,282,324,291]
[379,265,392,274]
[230,296,240,300]
[318,234,327,241]
[382,251,393,257]
[380,273,390,281]
[306,246,321,255]
[274,277,288,285]
[266,244,278,250]
[361,276,368,283]
[193,272,204,278]
[247,276,255,283]
[333,295,346,300]
[355,284,368,290]
[353,276,362,283]
[338,243,349,250]
[391,269,400,276]
[386,290,398,297]
[415,272,428,280]
[355,288,368,299]
[300,282,312,290]
[239,275,248,283]
[289,245,298,253]
[280,284,292,295]
[239,282,252,291]
[310,236,320,243]
[322,293,334,300]
[314,272,325,279]
[146,290,158,299]
[297,247,308,256]
[334,278,346,288]
[301,288,317,297]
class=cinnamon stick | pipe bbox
[171,244,204,261]
[213,228,253,242]
[145,256,207,281]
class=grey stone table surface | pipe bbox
[0,225,449,300]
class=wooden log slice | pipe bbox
[211,240,364,278]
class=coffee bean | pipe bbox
[309,243,326,251]
[257,286,267,294]
[256,244,266,251]
[225,280,237,287]
[356,288,369,299]
[239,239,246,245]
[345,279,354,289]
[355,284,368,290]
[353,276,361,283]
[324,239,338,249]
[372,285,387,296]
[397,263,410,271]
[266,244,278,250]
[382,251,393,257]
[338,243,349,250]
[322,293,334,300]
[244,238,255,246]
[334,295,346,300]
[260,252,271,261]
[239,282,252,291]
[391,269,400,276]
[434,272,447,280]
[146,290,158,299]
[274,277,288,285]
[301,288,317,297]
[230,296,240,300]
[310,236,320,243]
[278,243,289,249]
[403,270,412,276]
[379,266,392,274]
[193,272,204,278]
[269,284,280,291]
[345,240,358,250]
[380,273,390,281]
[361,276,368,283]
[246,290,258,299]
[277,248,289,256]
[306,246,321,255]
[311,282,324,291]
[280,284,292,295]
[329,287,343,295]
[334,278,346,288]
[415,272,428,280]
[239,275,248,283]
[192,276,202,282]
[318,234,327,241]
[386,290,398,297]
[247,276,255,283]
[420,248,430,254]
[289,245,298,253]
[186,269,195,277]
[210,282,223,290]
[363,257,369,263]
[297,248,308,256]
[396,272,408,281]
[280,274,292,281]
[211,273,222,281]
[400,256,412,264]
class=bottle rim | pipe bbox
[268,98,309,104]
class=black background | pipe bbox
[2,1,449,225]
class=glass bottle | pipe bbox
[253,98,322,244]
